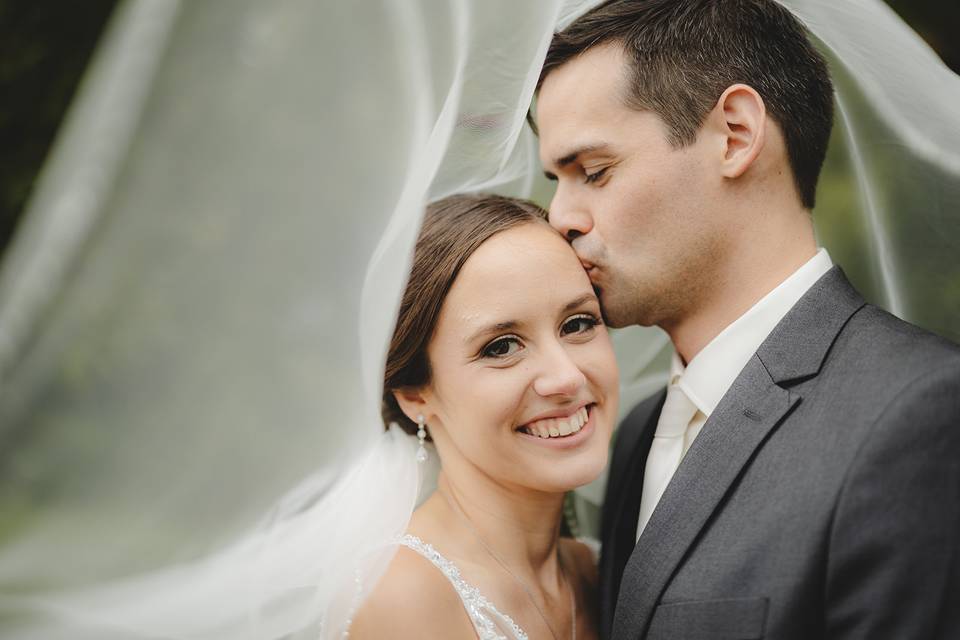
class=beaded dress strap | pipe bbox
[398,534,528,640]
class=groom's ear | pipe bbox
[713,84,766,179]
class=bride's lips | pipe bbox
[515,404,597,450]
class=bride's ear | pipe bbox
[712,83,766,179]
[392,387,431,424]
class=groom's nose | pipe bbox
[548,188,593,241]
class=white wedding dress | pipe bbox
[398,535,529,640]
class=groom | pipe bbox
[535,1,960,638]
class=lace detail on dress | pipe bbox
[398,534,529,640]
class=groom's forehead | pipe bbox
[536,47,632,161]
[537,43,628,113]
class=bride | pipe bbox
[350,193,619,639]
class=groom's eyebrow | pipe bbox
[543,143,611,180]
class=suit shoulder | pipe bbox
[836,304,960,381]
[850,304,960,359]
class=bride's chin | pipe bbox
[529,452,609,494]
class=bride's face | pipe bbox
[419,222,618,493]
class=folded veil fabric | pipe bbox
[0,1,957,638]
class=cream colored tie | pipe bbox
[636,380,699,539]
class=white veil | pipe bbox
[0,0,957,638]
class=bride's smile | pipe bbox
[516,403,599,450]
[517,403,591,438]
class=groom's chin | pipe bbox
[602,304,653,330]
[594,286,623,328]
[597,297,631,329]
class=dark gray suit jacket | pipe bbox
[599,267,960,639]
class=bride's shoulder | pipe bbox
[560,537,599,587]
[348,543,474,639]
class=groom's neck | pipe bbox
[665,206,817,365]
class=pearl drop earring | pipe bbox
[416,414,428,463]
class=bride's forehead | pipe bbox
[439,227,591,322]
[453,224,583,285]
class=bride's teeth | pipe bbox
[521,407,592,439]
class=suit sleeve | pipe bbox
[826,361,960,639]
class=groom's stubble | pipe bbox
[576,215,729,333]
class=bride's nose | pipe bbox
[532,344,587,398]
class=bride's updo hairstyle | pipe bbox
[383,194,549,435]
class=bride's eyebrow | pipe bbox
[562,293,599,313]
[464,294,598,344]
[465,320,519,344]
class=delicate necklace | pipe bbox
[439,487,576,640]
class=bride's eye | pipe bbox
[561,314,600,336]
[481,336,523,359]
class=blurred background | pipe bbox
[1,0,958,259]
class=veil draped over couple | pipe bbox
[1,0,960,639]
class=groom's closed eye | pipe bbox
[543,142,614,181]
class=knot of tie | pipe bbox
[655,381,699,438]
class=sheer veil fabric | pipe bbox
[0,1,957,638]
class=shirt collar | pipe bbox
[673,249,834,417]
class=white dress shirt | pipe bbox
[637,249,834,538]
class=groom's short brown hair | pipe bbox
[536,0,834,209]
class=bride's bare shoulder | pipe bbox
[560,537,599,586]
[347,544,475,639]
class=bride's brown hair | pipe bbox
[382,193,549,435]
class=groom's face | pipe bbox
[537,44,726,329]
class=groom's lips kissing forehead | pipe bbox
[577,255,603,283]
[571,244,602,281]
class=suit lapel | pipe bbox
[606,392,665,548]
[612,357,798,638]
[600,392,663,639]
[610,267,865,639]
